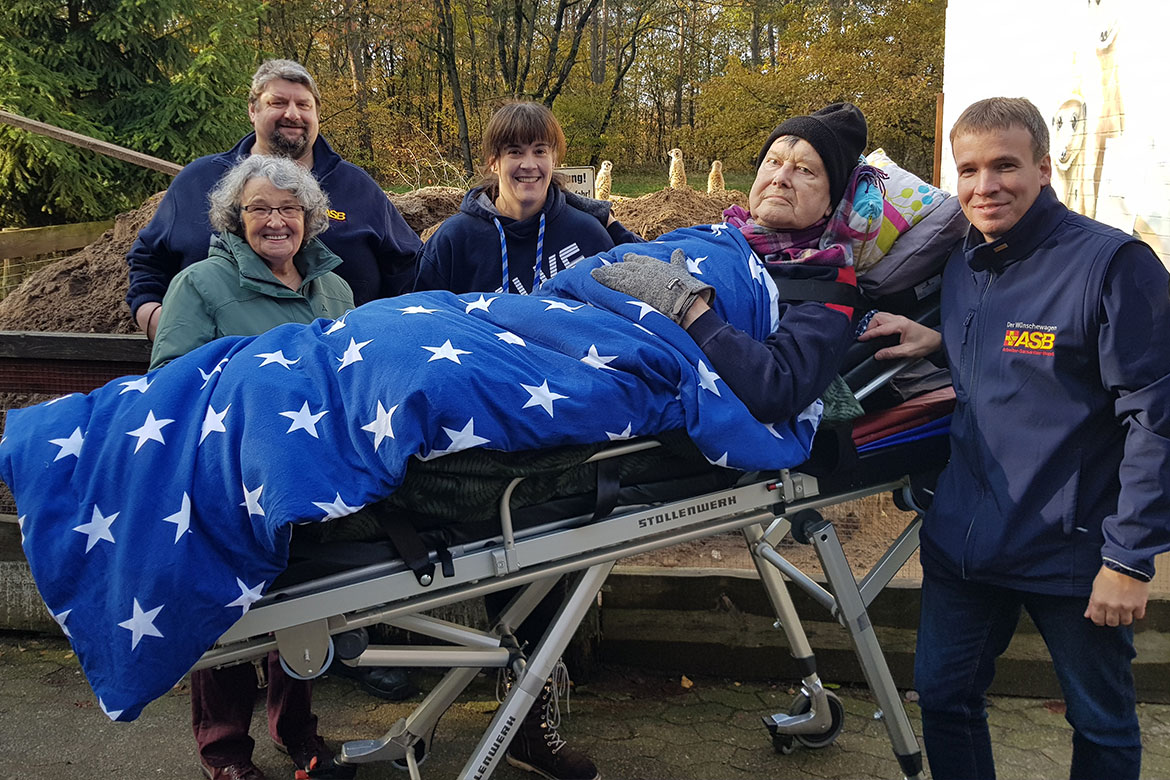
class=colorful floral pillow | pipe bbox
[853,148,950,271]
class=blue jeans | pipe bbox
[914,566,1141,780]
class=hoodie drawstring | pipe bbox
[494,213,546,295]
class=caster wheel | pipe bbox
[789,689,845,748]
[770,731,795,755]
[278,636,335,681]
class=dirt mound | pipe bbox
[0,192,165,334]
[611,187,748,240]
[388,186,464,236]
[0,185,747,336]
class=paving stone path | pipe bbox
[3,636,1169,779]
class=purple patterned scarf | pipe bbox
[724,163,886,269]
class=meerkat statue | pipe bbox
[706,160,725,195]
[595,160,613,201]
[668,148,687,189]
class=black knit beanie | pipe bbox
[755,102,868,210]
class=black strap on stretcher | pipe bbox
[374,512,453,585]
[769,274,865,312]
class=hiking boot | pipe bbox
[276,735,357,779]
[200,761,267,780]
[505,675,599,780]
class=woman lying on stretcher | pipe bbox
[602,102,871,424]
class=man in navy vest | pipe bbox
[126,58,421,339]
[862,96,1170,780]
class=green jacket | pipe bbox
[150,232,354,369]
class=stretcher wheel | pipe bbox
[789,509,825,545]
[278,635,335,681]
[789,690,845,748]
[770,731,796,755]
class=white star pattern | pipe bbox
[280,401,328,438]
[225,578,265,616]
[626,300,658,320]
[441,418,491,452]
[399,305,438,315]
[581,345,618,371]
[521,380,569,418]
[199,358,229,389]
[496,331,526,347]
[53,608,72,638]
[686,255,708,275]
[632,323,655,336]
[161,493,191,543]
[710,222,728,236]
[797,400,823,426]
[542,300,583,313]
[118,598,164,650]
[49,427,84,461]
[241,483,265,517]
[423,340,471,364]
[45,394,76,405]
[16,515,26,545]
[255,350,299,369]
[361,401,397,452]
[337,338,372,371]
[312,493,366,521]
[750,257,767,285]
[126,411,175,453]
[324,313,349,334]
[697,361,722,396]
[118,376,152,395]
[200,404,230,445]
[606,423,633,441]
[73,506,117,553]
[464,295,497,314]
[764,423,786,440]
[98,698,123,721]
[705,452,730,468]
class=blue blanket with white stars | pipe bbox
[0,224,821,720]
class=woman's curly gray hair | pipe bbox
[208,155,331,240]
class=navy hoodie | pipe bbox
[125,133,422,314]
[414,185,620,295]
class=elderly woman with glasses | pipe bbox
[149,153,353,779]
[150,154,354,370]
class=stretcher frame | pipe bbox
[194,434,932,780]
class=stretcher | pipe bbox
[192,346,949,780]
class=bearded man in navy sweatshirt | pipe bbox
[125,59,421,340]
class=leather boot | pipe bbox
[504,672,599,780]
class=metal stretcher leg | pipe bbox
[335,578,561,773]
[805,516,925,780]
[458,562,613,780]
[742,522,844,752]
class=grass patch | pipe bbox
[609,170,754,198]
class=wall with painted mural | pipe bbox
[942,0,1170,266]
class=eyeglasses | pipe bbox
[241,205,305,219]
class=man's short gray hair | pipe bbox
[950,97,1050,162]
[208,155,331,240]
[249,59,322,108]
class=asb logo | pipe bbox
[1003,326,1055,355]
[328,209,347,221]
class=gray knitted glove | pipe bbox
[591,248,714,324]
